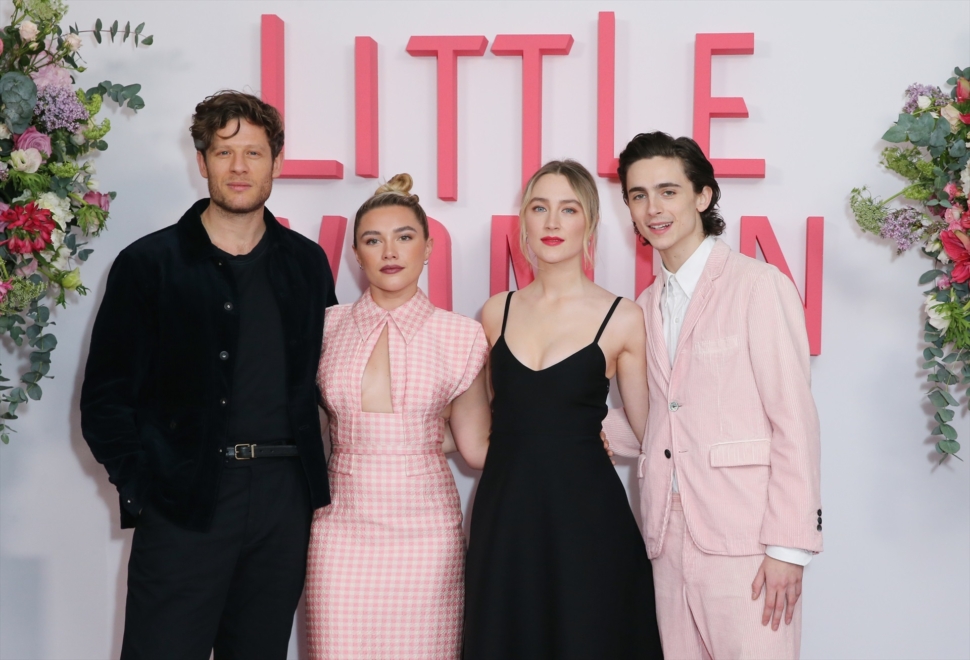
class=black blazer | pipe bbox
[80,199,337,531]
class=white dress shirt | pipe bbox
[660,236,812,567]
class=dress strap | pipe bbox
[593,297,623,344]
[501,291,514,336]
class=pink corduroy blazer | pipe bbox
[604,240,822,559]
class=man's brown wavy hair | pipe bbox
[190,90,285,159]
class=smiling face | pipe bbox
[354,205,432,301]
[522,173,590,268]
[624,156,712,273]
[196,119,282,216]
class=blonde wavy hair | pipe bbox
[353,173,429,247]
[519,160,600,268]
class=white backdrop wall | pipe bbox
[1,2,968,659]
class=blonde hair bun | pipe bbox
[375,173,417,202]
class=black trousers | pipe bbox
[120,457,312,660]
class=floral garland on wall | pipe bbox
[0,0,152,444]
[851,66,970,462]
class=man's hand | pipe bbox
[600,431,615,465]
[751,555,802,630]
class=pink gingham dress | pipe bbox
[306,288,488,660]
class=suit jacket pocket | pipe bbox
[710,438,771,467]
[694,334,740,355]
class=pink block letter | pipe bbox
[427,217,453,310]
[597,12,619,179]
[740,216,824,355]
[406,36,489,201]
[490,215,535,295]
[318,215,348,284]
[261,15,344,179]
[693,33,764,179]
[356,37,379,178]
[491,34,574,188]
[635,241,656,298]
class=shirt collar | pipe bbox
[352,287,435,345]
[661,235,717,300]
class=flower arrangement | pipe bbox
[0,0,152,444]
[850,66,970,462]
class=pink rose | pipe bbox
[0,279,12,305]
[944,204,967,231]
[944,181,959,202]
[936,275,951,290]
[30,64,72,92]
[14,127,52,157]
[83,191,110,212]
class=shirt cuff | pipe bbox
[766,545,813,566]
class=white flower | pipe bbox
[86,178,99,191]
[0,161,7,174]
[0,124,10,140]
[961,163,970,199]
[19,21,39,42]
[917,95,932,110]
[36,191,74,229]
[64,34,82,52]
[925,295,950,332]
[10,148,42,173]
[70,130,86,146]
[941,105,963,133]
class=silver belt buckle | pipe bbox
[233,443,256,460]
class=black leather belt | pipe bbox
[225,444,300,460]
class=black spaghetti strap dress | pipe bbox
[464,293,663,659]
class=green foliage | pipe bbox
[849,187,887,234]
[0,71,38,133]
[86,81,144,112]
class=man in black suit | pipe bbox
[80,90,337,659]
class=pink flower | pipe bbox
[15,258,38,277]
[30,64,72,92]
[0,202,57,254]
[14,127,52,157]
[944,182,959,202]
[0,279,12,305]
[83,191,110,212]
[957,77,970,104]
[941,230,970,283]
[936,275,951,290]
[944,204,967,231]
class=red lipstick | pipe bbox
[540,237,564,246]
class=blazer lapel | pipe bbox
[672,240,730,366]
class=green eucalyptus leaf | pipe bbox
[135,22,145,35]
[124,21,131,41]
[110,20,118,41]
[937,440,960,455]
[940,424,958,441]
[922,360,938,369]
[943,353,958,363]
[36,334,57,352]
[919,269,946,285]
[882,124,908,143]
[127,96,145,111]
[77,249,93,261]
[928,389,949,408]
[141,35,154,46]
[941,389,958,406]
[24,383,42,401]
[936,408,955,423]
[0,71,39,134]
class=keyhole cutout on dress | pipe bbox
[361,324,394,413]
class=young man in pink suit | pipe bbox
[603,131,822,660]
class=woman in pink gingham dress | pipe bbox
[306,174,490,659]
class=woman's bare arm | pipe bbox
[448,367,491,469]
[612,301,649,445]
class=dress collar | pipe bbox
[661,235,717,300]
[352,287,435,344]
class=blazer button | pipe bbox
[817,509,822,516]
[664,449,671,459]
[219,398,228,406]
[219,351,229,360]
[223,301,233,312]
[669,401,680,412]
[817,524,822,531]
[817,516,822,524]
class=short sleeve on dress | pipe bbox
[450,325,489,402]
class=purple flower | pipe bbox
[903,83,950,114]
[34,85,90,133]
[14,127,52,156]
[879,207,924,253]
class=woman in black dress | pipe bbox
[464,160,663,659]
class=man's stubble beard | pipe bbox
[207,178,274,217]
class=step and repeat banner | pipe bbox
[0,2,968,658]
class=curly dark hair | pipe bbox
[190,90,285,159]
[617,131,725,242]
